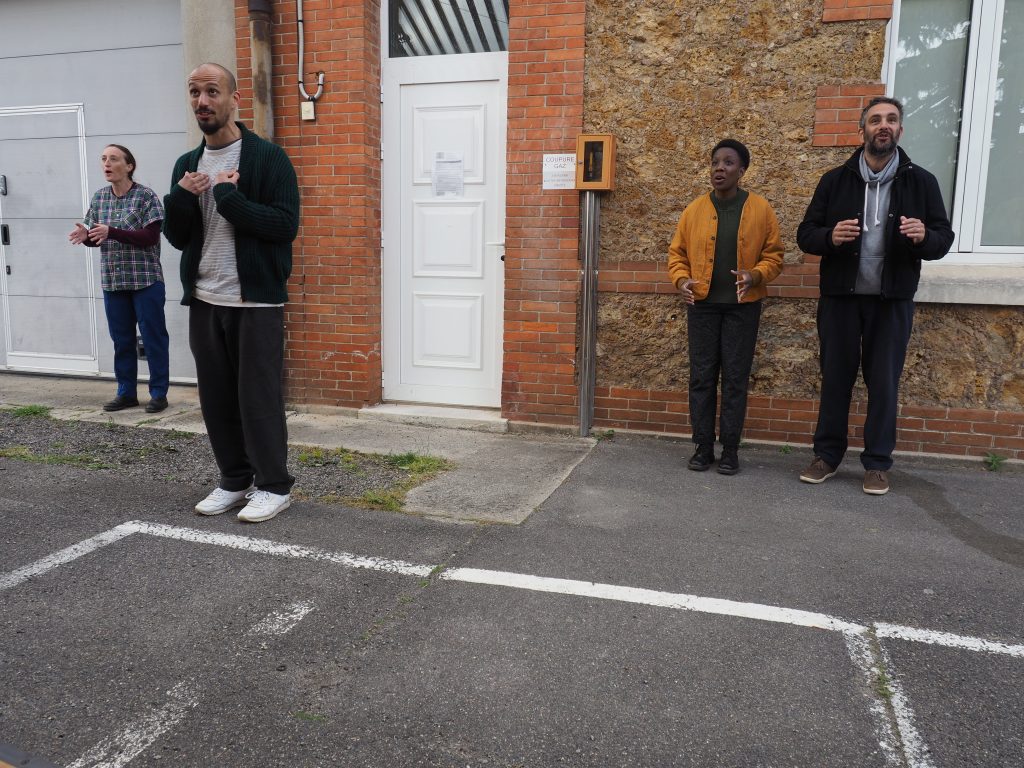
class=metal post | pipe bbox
[578,190,601,437]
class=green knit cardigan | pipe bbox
[163,123,300,305]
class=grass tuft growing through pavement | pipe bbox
[0,444,112,470]
[292,446,452,512]
[10,404,51,418]
[351,452,451,512]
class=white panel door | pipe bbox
[383,52,507,407]
[0,106,98,373]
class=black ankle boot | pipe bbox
[687,444,714,471]
[717,445,739,475]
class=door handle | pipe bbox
[1,224,9,245]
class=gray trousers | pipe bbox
[188,299,294,495]
[687,301,762,447]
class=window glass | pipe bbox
[389,0,510,57]
[979,0,1024,246]
[893,0,972,217]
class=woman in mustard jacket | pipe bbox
[667,139,784,474]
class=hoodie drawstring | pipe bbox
[863,181,882,232]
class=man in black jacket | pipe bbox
[797,96,954,495]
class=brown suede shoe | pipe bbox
[863,470,890,495]
[799,457,836,484]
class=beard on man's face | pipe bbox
[866,131,899,157]
[196,112,226,135]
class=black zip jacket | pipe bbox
[797,147,954,299]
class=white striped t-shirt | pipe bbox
[194,141,279,308]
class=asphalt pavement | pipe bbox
[1,372,1022,767]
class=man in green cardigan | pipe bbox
[163,63,300,523]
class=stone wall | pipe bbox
[586,0,1024,414]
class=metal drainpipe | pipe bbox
[578,190,601,437]
[249,0,274,139]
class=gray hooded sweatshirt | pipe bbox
[855,150,899,295]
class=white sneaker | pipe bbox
[194,486,255,516]
[237,490,291,523]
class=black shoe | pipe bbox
[145,396,169,413]
[717,445,739,475]
[103,395,139,412]
[687,444,715,472]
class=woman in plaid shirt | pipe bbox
[69,144,170,413]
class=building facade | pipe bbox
[2,0,1022,461]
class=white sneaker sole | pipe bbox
[194,498,248,516]
[799,470,836,484]
[237,497,291,523]
[863,485,890,496]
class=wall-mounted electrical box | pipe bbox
[575,134,616,191]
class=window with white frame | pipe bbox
[888,0,1023,263]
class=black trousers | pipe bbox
[189,300,294,495]
[813,295,914,471]
[687,301,762,447]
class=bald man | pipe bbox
[163,63,300,523]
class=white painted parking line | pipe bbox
[127,521,432,577]
[875,622,1024,658]
[4,522,1023,657]
[65,596,319,768]
[843,632,903,768]
[0,524,136,592]
[66,679,199,768]
[441,567,868,633]
[876,642,938,768]
[4,520,1022,768]
[248,600,315,636]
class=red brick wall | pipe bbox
[236,1,588,418]
[812,83,887,147]
[822,0,893,22]
[812,1,892,146]
[593,388,1024,462]
[502,1,586,424]
[235,0,383,408]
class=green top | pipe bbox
[163,122,300,305]
[705,188,749,304]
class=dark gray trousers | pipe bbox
[813,295,914,471]
[188,299,294,495]
[687,301,762,447]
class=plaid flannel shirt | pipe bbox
[84,183,164,291]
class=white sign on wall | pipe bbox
[542,153,576,190]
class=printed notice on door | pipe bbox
[542,153,576,190]
[432,152,464,197]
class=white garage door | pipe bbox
[0,0,194,381]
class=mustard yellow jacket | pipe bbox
[667,191,784,302]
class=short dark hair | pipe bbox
[859,96,903,130]
[711,139,750,170]
[105,144,136,181]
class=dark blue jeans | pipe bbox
[102,281,170,399]
[813,295,914,471]
[687,301,762,447]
